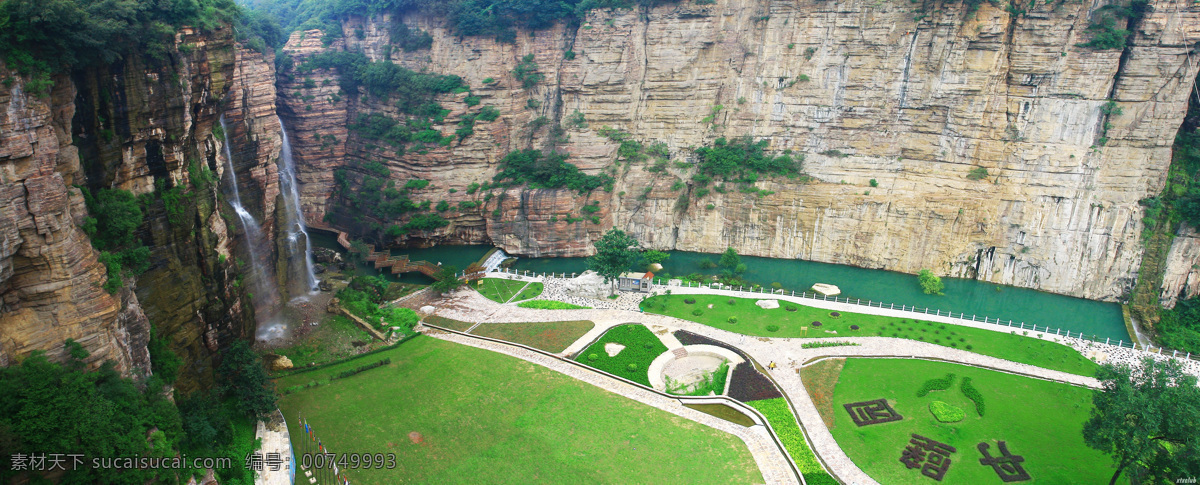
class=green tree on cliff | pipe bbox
[218,340,276,421]
[588,228,640,294]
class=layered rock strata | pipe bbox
[276,0,1200,303]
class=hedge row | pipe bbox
[916,373,956,397]
[281,357,394,395]
[800,341,860,349]
[746,398,838,485]
[961,376,986,417]
[270,333,420,379]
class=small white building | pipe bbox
[618,271,655,292]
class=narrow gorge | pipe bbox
[3,0,1200,392]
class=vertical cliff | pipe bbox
[0,24,278,392]
[273,0,1200,303]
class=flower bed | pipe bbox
[800,341,860,349]
[574,324,667,386]
[747,398,838,485]
[673,330,782,402]
[928,401,965,423]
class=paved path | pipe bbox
[422,327,800,485]
[254,411,293,485]
[431,289,1105,485]
[483,273,1200,377]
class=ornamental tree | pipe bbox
[588,228,640,294]
[1083,357,1200,485]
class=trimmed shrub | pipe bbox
[849,325,860,331]
[786,305,797,312]
[766,324,780,332]
[727,316,738,324]
[588,353,598,361]
[829,312,840,318]
[928,401,965,423]
[627,363,639,372]
[811,321,822,327]
[727,299,736,305]
[692,309,704,316]
[916,373,956,397]
[961,377,985,416]
[684,298,696,304]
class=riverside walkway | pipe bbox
[425,287,1112,485]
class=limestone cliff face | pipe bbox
[0,67,147,371]
[280,0,1200,302]
[0,25,267,391]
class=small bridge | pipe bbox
[309,223,441,278]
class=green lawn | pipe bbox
[642,294,1099,376]
[471,321,595,352]
[511,282,544,301]
[746,398,837,485]
[423,315,475,331]
[827,358,1120,484]
[575,324,669,386]
[277,336,763,484]
[474,277,530,303]
[273,315,378,368]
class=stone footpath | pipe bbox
[484,272,1200,378]
[431,289,1114,485]
[422,328,800,485]
[254,411,293,485]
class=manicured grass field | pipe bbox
[474,277,530,303]
[575,324,668,386]
[274,315,378,367]
[826,358,1121,484]
[277,336,763,484]
[642,294,1099,376]
[471,321,595,352]
[422,315,474,331]
[511,282,544,302]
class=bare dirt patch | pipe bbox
[800,358,845,428]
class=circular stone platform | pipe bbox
[647,345,745,393]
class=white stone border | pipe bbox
[648,345,745,392]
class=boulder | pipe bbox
[267,355,293,371]
[313,247,343,264]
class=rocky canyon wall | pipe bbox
[277,0,1200,303]
[0,24,276,392]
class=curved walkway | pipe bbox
[431,289,1104,485]
[421,328,800,485]
[481,271,1200,377]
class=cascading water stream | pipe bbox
[277,119,319,296]
[219,115,285,340]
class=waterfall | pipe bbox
[277,119,319,296]
[219,115,284,340]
